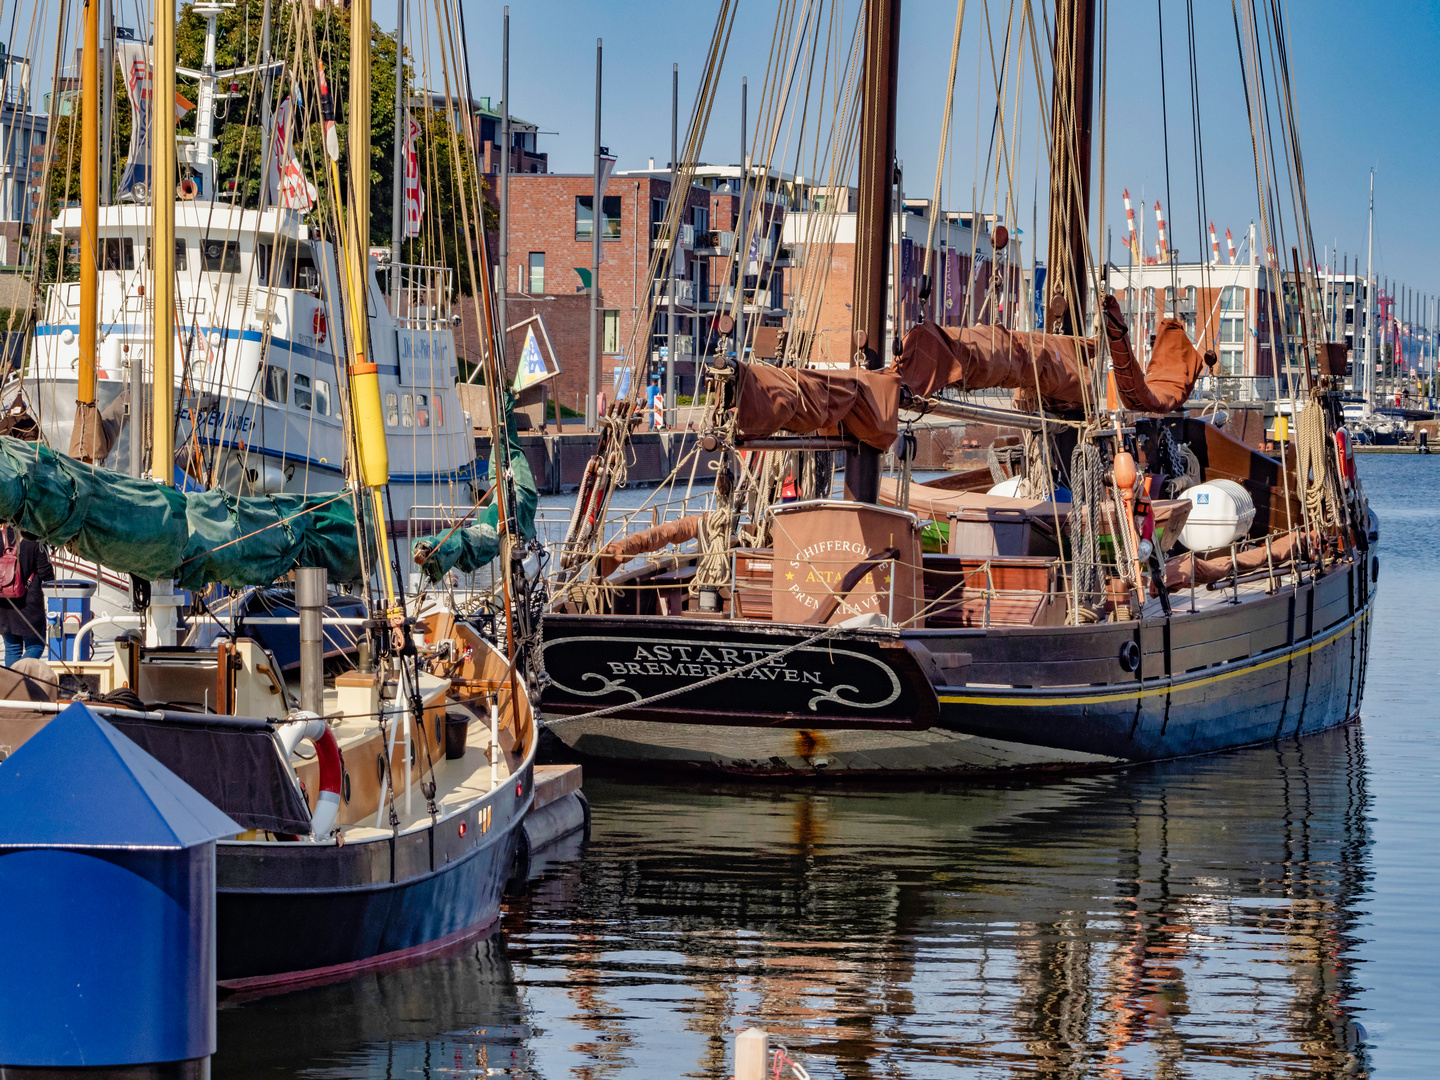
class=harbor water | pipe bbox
[215,455,1437,1078]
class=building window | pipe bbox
[262,365,287,404]
[693,206,709,233]
[102,237,135,270]
[575,195,622,240]
[527,251,545,293]
[292,372,313,410]
[200,239,241,273]
[602,309,620,353]
[1221,285,1243,311]
[651,197,667,238]
[1220,316,1245,344]
[385,393,399,427]
[1219,348,1245,376]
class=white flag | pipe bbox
[594,154,615,263]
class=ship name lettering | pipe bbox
[605,657,821,685]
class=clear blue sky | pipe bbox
[453,0,1439,305]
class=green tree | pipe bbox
[47,1,494,295]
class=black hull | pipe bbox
[215,761,533,994]
[540,555,1376,776]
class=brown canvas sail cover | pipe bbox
[895,298,1207,415]
[897,322,1090,412]
[596,513,704,578]
[1158,529,1305,591]
[732,361,899,451]
[1104,294,1207,413]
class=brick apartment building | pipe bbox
[418,91,547,177]
[782,196,1023,368]
[495,163,792,416]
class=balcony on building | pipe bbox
[693,229,735,257]
[652,276,698,307]
[651,221,695,253]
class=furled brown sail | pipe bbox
[896,322,1090,411]
[596,513,705,578]
[1104,294,1207,413]
[895,298,1207,415]
[732,361,899,451]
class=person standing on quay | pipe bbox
[0,524,53,665]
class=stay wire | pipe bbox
[1156,0,1177,294]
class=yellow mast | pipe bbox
[71,0,100,461]
[337,0,400,615]
[149,0,175,484]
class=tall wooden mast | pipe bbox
[1044,0,1096,337]
[844,0,901,504]
[150,0,176,484]
[71,0,101,461]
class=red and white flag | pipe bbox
[402,115,424,236]
[268,96,314,210]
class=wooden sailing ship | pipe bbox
[535,0,1377,776]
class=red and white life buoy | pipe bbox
[311,308,328,344]
[1334,426,1356,490]
[280,714,343,839]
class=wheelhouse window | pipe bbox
[257,241,320,289]
[200,239,241,274]
[146,239,187,271]
[314,379,331,417]
[415,393,430,428]
[384,393,399,427]
[262,365,287,403]
[292,372,312,410]
[400,393,415,428]
[101,238,135,270]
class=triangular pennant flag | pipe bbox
[512,326,557,392]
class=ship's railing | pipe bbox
[535,494,713,586]
[387,264,454,328]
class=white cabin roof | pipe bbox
[51,202,310,241]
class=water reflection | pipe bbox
[215,931,530,1078]
[218,723,1372,1078]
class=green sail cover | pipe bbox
[0,438,366,588]
[413,392,537,582]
